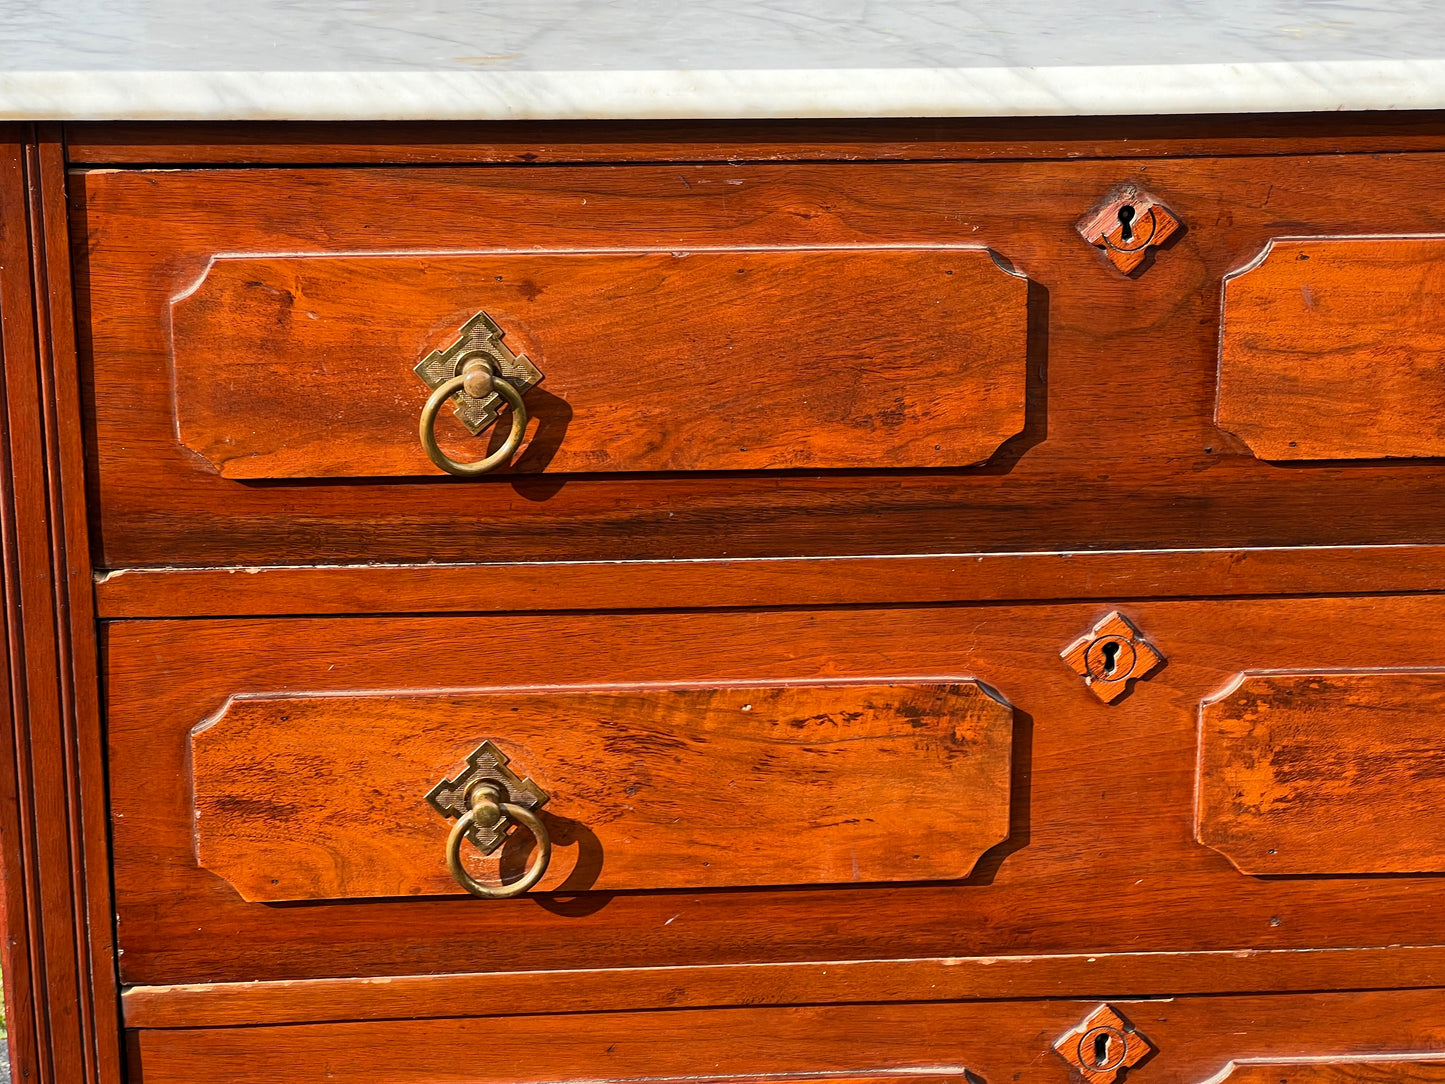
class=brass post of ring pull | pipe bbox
[413,310,544,477]
[426,741,551,899]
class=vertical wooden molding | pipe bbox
[0,122,121,1084]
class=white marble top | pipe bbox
[4,0,1445,121]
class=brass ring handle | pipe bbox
[445,782,551,898]
[419,354,528,476]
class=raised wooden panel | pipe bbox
[1197,670,1445,875]
[170,247,1028,478]
[189,681,1012,901]
[1217,236,1445,460]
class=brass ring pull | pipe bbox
[419,353,528,476]
[445,781,551,898]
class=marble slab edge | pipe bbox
[4,59,1445,121]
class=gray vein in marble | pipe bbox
[3,0,1445,119]
[6,0,1445,71]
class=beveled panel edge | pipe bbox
[94,544,1445,619]
[120,945,1445,1030]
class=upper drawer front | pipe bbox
[174,248,1027,477]
[77,156,1445,569]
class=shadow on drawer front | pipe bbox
[171,247,1028,478]
[190,680,1013,901]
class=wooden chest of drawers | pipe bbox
[4,115,1445,1083]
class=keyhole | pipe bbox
[1100,640,1121,677]
[1117,204,1136,241]
[1092,1033,1112,1067]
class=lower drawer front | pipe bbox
[108,594,1445,986]
[129,990,1445,1084]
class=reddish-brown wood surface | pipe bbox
[1218,237,1445,460]
[119,946,1445,1028]
[172,248,1028,477]
[1209,1060,1445,1084]
[61,112,1445,165]
[128,989,1445,1084]
[1196,670,1445,875]
[31,113,1445,1084]
[92,545,1445,619]
[106,595,1445,988]
[0,126,121,1084]
[73,153,1445,569]
[191,681,1012,900]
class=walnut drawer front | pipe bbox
[124,990,1445,1084]
[75,153,1445,569]
[107,594,1445,988]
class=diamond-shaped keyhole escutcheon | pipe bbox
[1076,184,1181,274]
[1053,1004,1154,1084]
[1061,611,1164,703]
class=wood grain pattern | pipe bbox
[106,596,1445,988]
[0,125,121,1084]
[75,154,1445,568]
[191,681,1012,901]
[1197,670,1445,875]
[90,545,1445,619]
[60,112,1445,166]
[170,248,1028,477]
[118,944,1445,1028]
[1218,236,1445,460]
[1204,1060,1445,1084]
[127,988,1445,1084]
[45,114,1445,1083]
